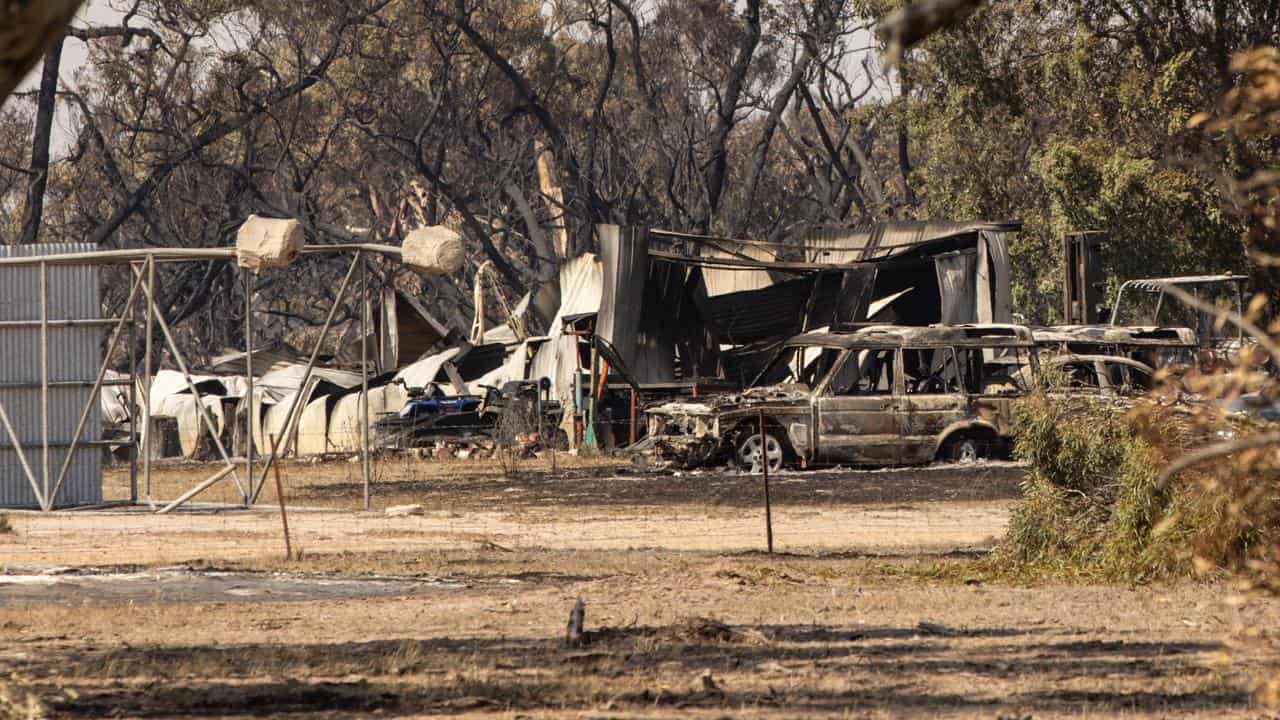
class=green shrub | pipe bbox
[998,394,1265,583]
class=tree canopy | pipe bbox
[0,0,1274,361]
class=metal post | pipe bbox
[39,261,49,509]
[127,276,138,505]
[629,387,637,446]
[572,369,583,449]
[270,436,292,560]
[244,267,254,506]
[759,409,773,554]
[583,343,599,450]
[360,257,371,511]
[143,258,154,502]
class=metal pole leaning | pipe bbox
[131,262,247,502]
[251,251,362,503]
[0,398,45,508]
[47,268,145,508]
[156,465,235,514]
[270,436,293,560]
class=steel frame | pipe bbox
[0,244,393,513]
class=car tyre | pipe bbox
[942,432,990,464]
[733,426,784,474]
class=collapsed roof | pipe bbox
[597,222,1021,386]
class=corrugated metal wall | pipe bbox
[0,244,103,508]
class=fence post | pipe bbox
[759,409,773,554]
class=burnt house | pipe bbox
[594,222,1019,388]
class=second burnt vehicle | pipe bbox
[374,378,564,448]
[645,324,1038,473]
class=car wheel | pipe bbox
[734,427,784,474]
[943,433,986,464]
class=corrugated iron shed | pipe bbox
[0,244,103,509]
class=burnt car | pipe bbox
[1109,275,1250,368]
[375,379,562,448]
[645,324,1038,472]
[1016,354,1154,397]
[1031,325,1196,370]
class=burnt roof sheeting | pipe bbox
[802,221,1021,264]
[209,344,301,376]
[701,240,785,296]
[700,270,880,346]
[788,324,1035,349]
[386,287,451,367]
[596,225,649,380]
[702,274,823,346]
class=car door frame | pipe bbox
[812,346,904,465]
[895,345,974,463]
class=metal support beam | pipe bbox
[131,262,245,507]
[0,398,44,508]
[157,465,236,514]
[360,257,371,511]
[39,261,49,510]
[251,251,362,503]
[143,259,154,505]
[128,285,138,505]
[244,267,254,505]
[0,318,127,328]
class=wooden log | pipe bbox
[402,226,465,275]
[236,215,304,271]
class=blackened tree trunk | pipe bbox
[17,35,64,245]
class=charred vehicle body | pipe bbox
[1031,325,1197,370]
[645,324,1037,472]
[1016,354,1155,397]
[375,379,562,447]
[1109,275,1247,362]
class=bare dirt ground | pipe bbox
[0,456,1276,718]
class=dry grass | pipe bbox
[0,546,1273,719]
[101,452,631,510]
[0,680,46,720]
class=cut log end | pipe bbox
[236,215,304,271]
[403,226,465,275]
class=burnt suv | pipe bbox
[646,324,1037,472]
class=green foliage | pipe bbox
[905,3,1252,323]
[999,395,1248,582]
